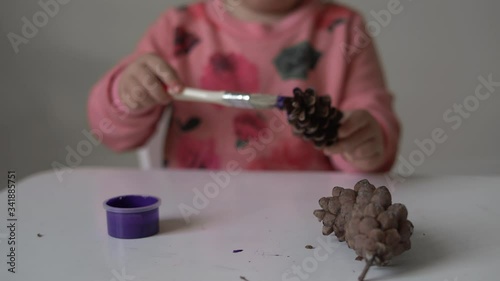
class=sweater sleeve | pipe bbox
[87,11,174,152]
[331,13,401,173]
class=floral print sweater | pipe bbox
[88,0,400,172]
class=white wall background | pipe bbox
[1,0,499,180]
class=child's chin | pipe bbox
[241,0,302,14]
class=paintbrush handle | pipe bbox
[173,87,259,108]
[172,88,228,105]
[167,86,283,109]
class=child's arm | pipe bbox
[325,14,400,173]
[87,11,180,152]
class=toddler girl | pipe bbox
[88,0,400,172]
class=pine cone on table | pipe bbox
[313,179,414,281]
[284,88,343,148]
[313,186,356,241]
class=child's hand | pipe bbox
[118,53,183,111]
[323,110,385,171]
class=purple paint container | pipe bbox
[103,195,161,239]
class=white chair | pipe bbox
[137,108,172,170]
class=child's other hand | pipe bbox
[118,53,183,111]
[323,110,385,171]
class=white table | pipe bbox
[1,168,499,281]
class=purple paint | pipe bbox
[276,96,288,110]
[103,195,161,239]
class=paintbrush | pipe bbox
[171,87,290,110]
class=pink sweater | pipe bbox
[88,0,400,172]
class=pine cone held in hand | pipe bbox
[284,88,343,148]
